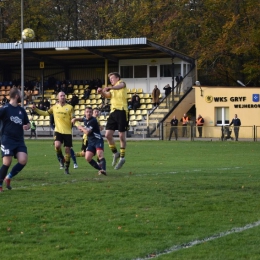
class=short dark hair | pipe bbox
[9,87,20,99]
[108,72,121,79]
[85,106,92,110]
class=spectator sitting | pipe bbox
[83,88,91,100]
[44,98,50,110]
[37,102,45,111]
[54,84,60,94]
[38,98,45,109]
[132,96,141,112]
[163,84,172,96]
[27,90,33,103]
[99,101,110,116]
[67,83,73,94]
[60,83,67,94]
[88,79,96,90]
[70,94,79,107]
[2,95,9,105]
[129,92,140,109]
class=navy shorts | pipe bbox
[86,139,104,156]
[1,140,27,158]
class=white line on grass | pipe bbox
[133,220,260,259]
[133,166,242,177]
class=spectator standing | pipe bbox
[168,115,178,141]
[229,114,241,141]
[181,113,189,137]
[175,73,183,94]
[29,119,37,139]
[163,84,172,97]
[196,114,204,138]
[152,85,160,107]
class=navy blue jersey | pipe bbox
[83,116,103,143]
[0,103,29,142]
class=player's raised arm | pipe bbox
[31,103,51,116]
[97,87,111,99]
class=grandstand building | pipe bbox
[2,38,258,140]
[0,38,198,138]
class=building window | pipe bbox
[120,66,133,78]
[216,107,229,125]
[149,66,157,78]
[160,64,172,77]
[134,65,147,78]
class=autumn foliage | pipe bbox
[0,0,259,86]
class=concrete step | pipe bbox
[149,114,164,119]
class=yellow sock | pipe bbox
[120,148,125,158]
[75,152,84,157]
[64,153,71,168]
[109,144,117,154]
[55,147,63,158]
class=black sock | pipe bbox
[99,158,106,171]
[0,165,9,185]
[89,159,101,170]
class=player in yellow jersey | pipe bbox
[97,72,128,170]
[32,92,74,174]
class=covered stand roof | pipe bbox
[0,37,195,69]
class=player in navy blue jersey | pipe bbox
[72,106,107,176]
[0,87,31,192]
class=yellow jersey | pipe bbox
[35,103,74,134]
[110,80,128,111]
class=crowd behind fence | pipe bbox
[24,122,260,142]
[152,124,260,142]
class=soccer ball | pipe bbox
[22,28,35,41]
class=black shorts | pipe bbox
[106,110,129,132]
[54,132,72,147]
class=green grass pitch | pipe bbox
[1,140,260,260]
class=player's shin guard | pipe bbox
[55,147,64,161]
[7,163,25,178]
[109,144,117,154]
[120,148,125,158]
[0,165,9,185]
[75,152,84,157]
[89,159,101,170]
[99,158,106,171]
[64,153,71,168]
